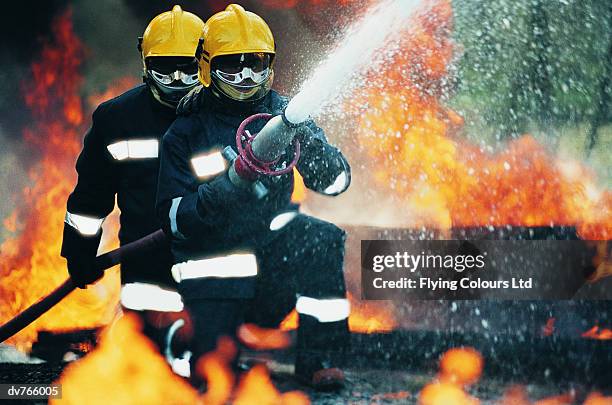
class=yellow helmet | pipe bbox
[138,5,205,107]
[140,5,204,61]
[199,4,275,96]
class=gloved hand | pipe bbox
[66,255,103,289]
[176,85,204,116]
[294,124,319,147]
[197,172,255,216]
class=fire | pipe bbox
[583,392,612,405]
[0,10,121,350]
[346,293,396,333]
[420,348,606,405]
[237,323,292,350]
[419,381,479,405]
[291,169,307,203]
[438,347,483,387]
[51,315,199,405]
[542,317,556,337]
[234,365,310,405]
[279,293,397,334]
[196,336,237,405]
[347,0,611,238]
[581,325,612,340]
[419,348,481,405]
[54,314,309,404]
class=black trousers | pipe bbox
[183,214,349,372]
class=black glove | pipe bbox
[176,85,204,116]
[294,124,319,146]
[292,124,351,196]
[66,255,103,289]
[61,222,104,288]
[197,172,255,217]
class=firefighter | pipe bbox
[156,4,351,390]
[60,6,203,362]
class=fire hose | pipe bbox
[0,229,167,343]
[0,111,303,344]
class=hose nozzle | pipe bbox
[229,111,302,191]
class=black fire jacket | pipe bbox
[61,84,175,286]
[156,88,350,299]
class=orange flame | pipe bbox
[51,314,200,405]
[234,364,310,405]
[279,292,396,334]
[581,325,612,340]
[583,392,612,405]
[237,323,292,350]
[197,336,237,405]
[438,347,483,387]
[0,10,121,350]
[54,314,309,404]
[347,0,611,238]
[419,381,479,405]
[291,169,307,203]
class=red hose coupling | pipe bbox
[233,155,260,181]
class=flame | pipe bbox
[196,336,237,405]
[0,10,121,350]
[51,314,200,405]
[279,293,396,334]
[346,292,396,333]
[237,323,292,350]
[234,364,310,405]
[438,347,483,387]
[419,381,479,405]
[54,314,309,404]
[581,325,612,340]
[583,392,612,405]
[542,317,555,337]
[346,0,611,238]
[421,348,594,405]
[291,169,307,203]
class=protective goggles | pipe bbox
[213,67,271,86]
[149,70,199,87]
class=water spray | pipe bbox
[226,0,420,190]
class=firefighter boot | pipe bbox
[294,314,349,391]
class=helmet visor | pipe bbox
[147,56,198,87]
[214,67,270,85]
[150,69,199,87]
[146,56,199,105]
[212,52,271,74]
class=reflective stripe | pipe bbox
[191,151,227,179]
[169,197,185,239]
[269,211,298,231]
[172,253,258,282]
[64,211,104,236]
[120,283,184,312]
[323,171,349,195]
[296,296,350,323]
[106,139,158,160]
[165,319,192,378]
